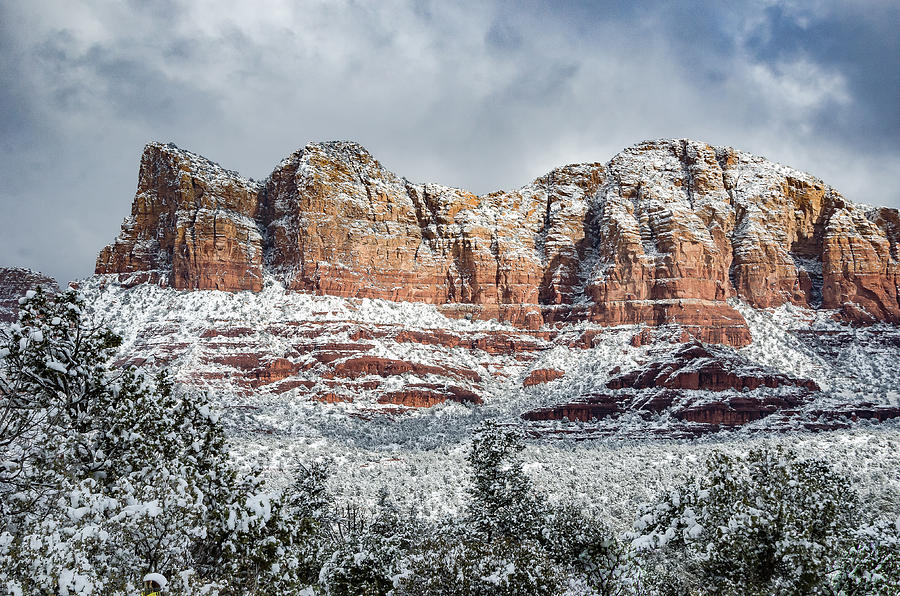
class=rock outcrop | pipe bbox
[605,341,820,392]
[0,268,59,323]
[96,143,264,291]
[97,139,900,346]
[523,368,565,387]
[521,343,821,432]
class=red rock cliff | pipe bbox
[96,139,900,344]
[96,143,264,291]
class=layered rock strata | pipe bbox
[521,342,823,430]
[97,140,900,346]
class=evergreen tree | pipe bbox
[393,527,562,596]
[631,447,859,596]
[318,489,416,596]
[541,504,633,596]
[0,288,314,594]
[465,422,543,541]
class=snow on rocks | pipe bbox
[75,270,900,443]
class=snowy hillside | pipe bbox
[69,275,900,534]
[78,275,900,441]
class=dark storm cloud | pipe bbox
[742,2,900,150]
[1,0,898,285]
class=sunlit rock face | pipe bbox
[95,142,264,292]
[96,139,900,346]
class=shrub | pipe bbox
[631,447,858,596]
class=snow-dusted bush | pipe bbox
[0,289,313,594]
[466,422,544,541]
[631,447,859,595]
[318,509,411,596]
[394,529,562,596]
[541,504,634,596]
[829,515,900,595]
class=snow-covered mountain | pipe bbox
[5,139,900,438]
[96,139,900,343]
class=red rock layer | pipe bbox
[121,318,529,401]
[520,391,810,428]
[97,139,900,345]
[523,368,565,387]
[378,388,481,408]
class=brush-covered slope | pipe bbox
[0,268,58,322]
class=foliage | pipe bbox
[394,527,562,596]
[392,422,627,596]
[466,422,544,541]
[631,447,859,596]
[0,289,313,595]
[829,516,900,596]
[317,493,415,596]
[541,504,634,596]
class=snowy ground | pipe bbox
[230,425,900,532]
[70,277,900,530]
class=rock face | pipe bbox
[97,139,900,346]
[521,343,822,431]
[0,268,59,322]
[378,387,482,408]
[96,143,264,291]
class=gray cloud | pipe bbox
[1,0,898,284]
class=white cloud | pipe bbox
[748,58,851,114]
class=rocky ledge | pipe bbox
[520,341,900,434]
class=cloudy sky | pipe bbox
[2,0,899,283]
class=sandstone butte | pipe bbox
[95,139,900,347]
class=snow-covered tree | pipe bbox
[318,514,403,595]
[285,461,333,587]
[393,528,562,596]
[631,447,858,596]
[316,485,417,596]
[541,504,633,596]
[0,288,313,594]
[466,422,543,541]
